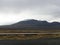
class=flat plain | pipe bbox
[0,30,59,40]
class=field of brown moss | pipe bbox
[0,30,60,33]
[0,30,59,40]
[0,34,60,40]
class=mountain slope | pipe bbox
[0,19,60,30]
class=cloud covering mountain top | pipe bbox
[0,0,60,25]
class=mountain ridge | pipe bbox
[0,19,60,30]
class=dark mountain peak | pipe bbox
[13,19,39,25]
[25,19,38,21]
[12,19,40,26]
[13,19,48,24]
[52,22,60,24]
[12,19,49,27]
[0,19,60,30]
[17,19,39,23]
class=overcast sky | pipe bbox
[0,0,60,25]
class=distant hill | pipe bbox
[0,19,60,30]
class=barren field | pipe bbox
[0,30,60,40]
[0,30,60,33]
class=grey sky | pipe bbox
[0,0,60,25]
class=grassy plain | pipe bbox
[0,30,59,40]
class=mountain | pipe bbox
[0,19,60,30]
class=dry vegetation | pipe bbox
[0,30,60,33]
[0,34,60,40]
[0,30,59,40]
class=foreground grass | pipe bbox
[0,34,59,40]
[0,30,59,40]
[0,30,60,33]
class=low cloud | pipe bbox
[0,0,60,25]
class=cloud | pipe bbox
[0,0,60,25]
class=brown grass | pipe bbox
[0,30,59,40]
